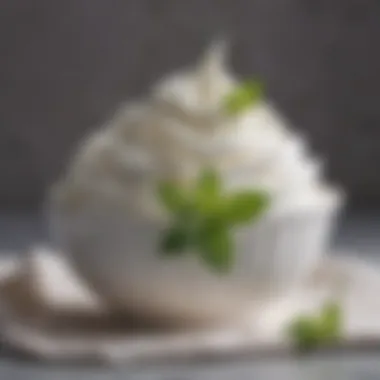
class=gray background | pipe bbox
[1,0,380,210]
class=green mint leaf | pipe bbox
[319,301,342,341]
[194,169,223,215]
[288,317,321,352]
[225,191,270,225]
[156,168,271,274]
[287,301,343,352]
[198,221,233,273]
[159,227,189,256]
[157,181,187,213]
[223,80,264,116]
[196,168,221,197]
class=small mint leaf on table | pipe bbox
[223,80,264,116]
[224,191,270,225]
[319,301,342,341]
[159,226,189,256]
[288,316,321,352]
[287,301,343,353]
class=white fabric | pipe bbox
[0,248,379,364]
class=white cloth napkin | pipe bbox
[0,247,380,364]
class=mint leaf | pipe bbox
[225,191,270,224]
[287,301,343,352]
[157,181,187,213]
[223,80,264,116]
[196,168,221,198]
[319,302,342,341]
[160,227,189,256]
[288,317,321,352]
[198,222,233,273]
[156,169,271,274]
[194,168,222,214]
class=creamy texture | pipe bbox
[52,43,337,220]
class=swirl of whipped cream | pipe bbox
[52,42,335,219]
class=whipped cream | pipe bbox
[52,43,337,219]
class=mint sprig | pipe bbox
[223,80,264,116]
[156,168,270,273]
[287,301,343,352]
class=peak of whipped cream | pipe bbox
[53,42,339,218]
[152,41,237,116]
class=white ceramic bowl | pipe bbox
[50,188,342,325]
